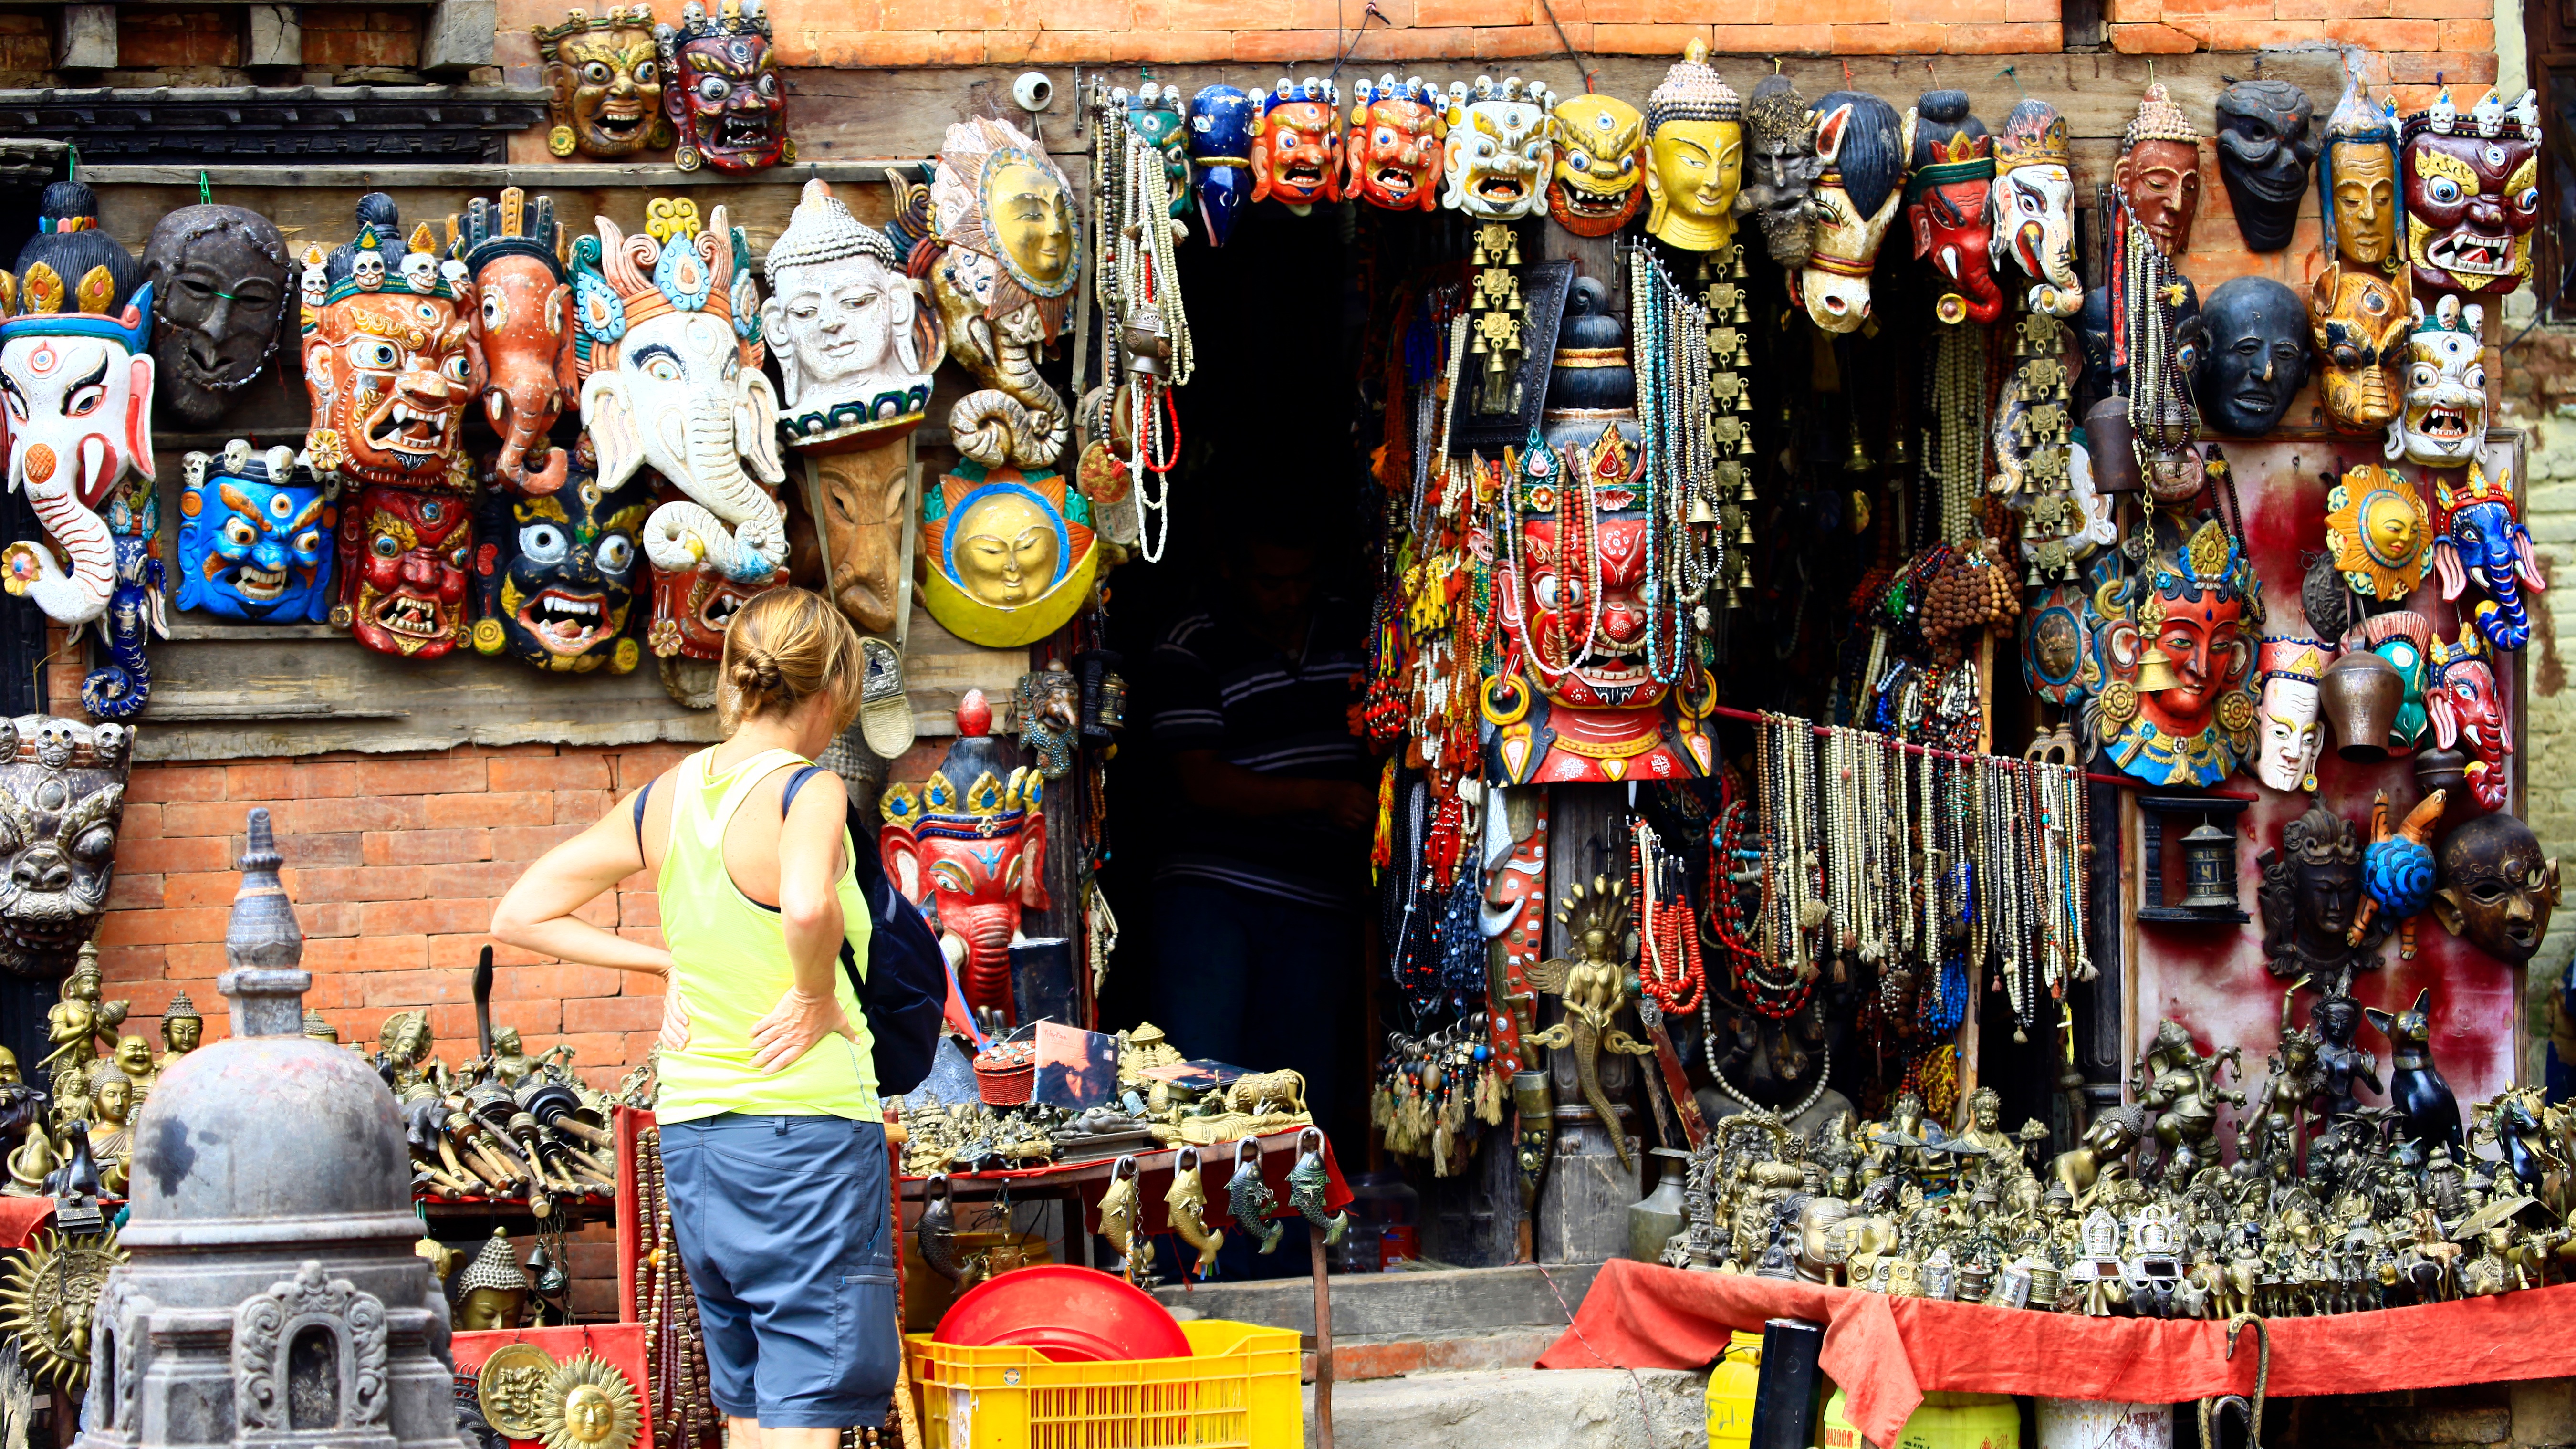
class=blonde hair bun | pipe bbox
[715,588,866,738]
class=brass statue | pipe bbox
[453,1227,529,1331]
[1164,1145,1225,1280]
[85,1074,135,1195]
[0,1227,123,1390]
[2131,1018,2245,1182]
[41,950,128,1109]
[1525,875,1657,1169]
[159,989,202,1060]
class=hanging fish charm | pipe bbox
[1227,1138,1286,1254]
[1287,1127,1349,1245]
[1097,1156,1142,1282]
[1165,1146,1226,1280]
[916,1173,962,1284]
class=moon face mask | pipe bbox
[2215,78,2317,253]
[917,463,1100,648]
[177,440,333,624]
[2401,86,2542,302]
[2386,293,2487,469]
[535,4,671,159]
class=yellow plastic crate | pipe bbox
[906,1318,1304,1449]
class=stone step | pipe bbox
[1302,1367,1712,1449]
[1293,1327,1565,1383]
[1154,1260,1606,1338]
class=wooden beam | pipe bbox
[243,4,301,69]
[419,0,496,76]
[58,6,116,70]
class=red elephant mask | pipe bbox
[878,690,1049,1022]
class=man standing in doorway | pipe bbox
[1147,534,1372,1150]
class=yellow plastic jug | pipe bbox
[1825,1386,2022,1449]
[1706,1330,1766,1449]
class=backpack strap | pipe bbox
[780,764,827,817]
[631,778,655,857]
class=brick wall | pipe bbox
[100,743,678,1090]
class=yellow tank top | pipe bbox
[651,746,879,1125]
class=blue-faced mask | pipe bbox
[176,440,333,623]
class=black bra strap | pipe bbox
[781,764,826,817]
[631,778,654,856]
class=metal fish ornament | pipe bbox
[1287,1127,1349,1245]
[1097,1156,1142,1281]
[1226,1139,1286,1253]
[1165,1146,1226,1279]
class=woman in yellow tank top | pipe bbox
[492,588,894,1446]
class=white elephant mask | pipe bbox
[1989,98,2084,317]
[572,199,784,584]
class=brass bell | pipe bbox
[2134,644,2182,694]
[1843,429,1874,474]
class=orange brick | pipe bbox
[126,830,233,879]
[165,941,228,979]
[2389,0,2488,14]
[2110,20,2201,47]
[834,31,951,64]
[425,861,528,898]
[1580,0,1661,24]
[1832,21,1946,50]
[1710,22,1830,48]
[495,963,630,1000]
[306,934,428,974]
[564,994,666,1034]
[616,891,661,929]
[488,753,612,793]
[1477,21,1595,55]
[2322,16,2439,45]
[364,829,493,867]
[106,873,163,911]
[1036,0,1133,25]
[608,744,693,792]
[120,803,163,841]
[1597,21,1713,49]
[1228,26,1351,60]
[357,756,487,797]
[1116,25,1240,58]
[291,865,426,904]
[273,795,428,835]
[360,898,498,938]
[303,902,362,939]
[96,942,166,979]
[491,824,585,862]
[1422,0,1533,20]
[1945,19,2057,45]
[554,790,615,827]
[131,766,226,803]
[428,790,552,829]
[162,871,240,909]
[2386,51,2495,84]
[225,761,358,801]
[275,832,365,867]
[98,907,228,947]
[2439,19,2493,48]
[358,967,477,1009]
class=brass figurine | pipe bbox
[1525,876,1657,1169]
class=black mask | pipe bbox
[2215,79,2318,253]
[2197,275,2311,436]
[470,459,648,675]
[139,204,291,427]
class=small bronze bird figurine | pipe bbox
[1097,1156,1142,1281]
[1165,1146,1225,1280]
[1226,1139,1285,1254]
[1287,1128,1348,1245]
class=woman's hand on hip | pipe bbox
[659,981,691,1052]
[749,986,855,1072]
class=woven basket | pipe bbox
[975,1041,1037,1105]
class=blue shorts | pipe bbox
[658,1114,897,1428]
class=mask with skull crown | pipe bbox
[177,440,334,624]
[300,192,482,495]
[2385,293,2486,469]
[573,196,784,597]
[1347,76,1445,214]
[1119,85,1193,219]
[656,0,792,173]
[473,450,648,675]
[1547,91,1644,236]
[2401,85,2542,302]
[0,183,164,719]
[2081,518,2262,789]
[1444,75,1557,222]
[0,716,131,979]
[535,5,673,159]
[1251,76,1345,213]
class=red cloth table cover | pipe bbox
[453,1324,653,1449]
[1539,1259,2576,1445]
[0,1198,54,1249]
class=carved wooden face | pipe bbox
[303,284,480,490]
[2116,138,2202,255]
[0,329,153,511]
[1445,93,1554,221]
[543,19,667,159]
[141,207,289,427]
[2426,647,2509,809]
[2392,303,2487,468]
[2309,263,2408,434]
[336,484,473,657]
[1347,91,1444,213]
[666,29,786,172]
[473,469,647,674]
[2327,138,2400,266]
[2403,127,2539,299]
[2215,79,2316,252]
[2435,814,2558,964]
[0,717,130,978]
[2197,276,2310,436]
[177,446,333,623]
[1510,514,1668,713]
[470,250,576,492]
[1252,99,1344,208]
[1546,95,1642,234]
[1908,165,1999,324]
